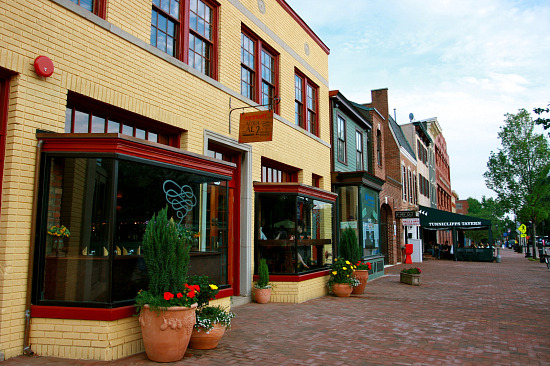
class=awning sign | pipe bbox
[402,218,420,226]
[239,110,273,143]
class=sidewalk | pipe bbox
[4,249,550,365]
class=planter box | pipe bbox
[400,272,421,286]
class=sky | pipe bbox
[285,0,550,201]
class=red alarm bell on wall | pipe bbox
[34,56,54,78]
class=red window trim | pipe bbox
[37,133,236,179]
[30,290,233,320]
[155,0,220,80]
[295,69,319,136]
[253,182,337,202]
[241,25,280,114]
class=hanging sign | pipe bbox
[395,210,418,219]
[402,218,420,226]
[238,110,273,143]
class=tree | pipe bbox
[464,196,507,244]
[484,109,550,258]
[534,104,550,135]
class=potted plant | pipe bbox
[339,227,361,264]
[400,267,422,286]
[188,275,236,350]
[47,224,70,256]
[135,206,198,363]
[253,258,272,303]
[351,260,372,294]
[327,258,360,297]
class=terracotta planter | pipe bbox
[352,269,369,294]
[189,323,226,350]
[400,272,421,286]
[331,283,353,297]
[253,286,272,304]
[139,303,197,362]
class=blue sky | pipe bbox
[286,0,550,201]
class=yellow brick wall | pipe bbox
[266,275,329,303]
[0,0,330,360]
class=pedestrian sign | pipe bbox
[518,224,527,234]
[521,233,527,238]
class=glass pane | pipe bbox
[74,110,89,133]
[158,32,167,52]
[167,20,175,36]
[160,0,170,14]
[91,115,105,133]
[190,9,197,31]
[65,107,73,133]
[151,10,158,26]
[107,120,120,133]
[158,14,167,33]
[122,124,133,136]
[135,128,146,139]
[170,0,180,19]
[167,35,174,56]
[153,0,160,6]
[150,26,157,47]
[147,132,158,142]
[78,0,93,12]
[42,157,114,303]
[198,18,205,38]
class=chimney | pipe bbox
[370,88,389,120]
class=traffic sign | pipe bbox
[518,224,527,234]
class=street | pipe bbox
[4,249,550,366]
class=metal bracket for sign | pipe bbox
[228,96,280,134]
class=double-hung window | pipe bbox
[151,0,218,78]
[240,28,279,112]
[69,0,107,17]
[355,130,364,170]
[336,116,346,163]
[294,70,318,136]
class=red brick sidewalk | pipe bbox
[4,249,550,365]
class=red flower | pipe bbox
[176,292,183,298]
[192,284,201,292]
[163,292,174,301]
[187,290,196,298]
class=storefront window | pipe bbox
[35,154,229,307]
[255,193,334,274]
[337,186,359,241]
[361,186,380,256]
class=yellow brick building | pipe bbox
[0,0,335,361]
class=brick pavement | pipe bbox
[4,249,550,366]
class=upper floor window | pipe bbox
[312,174,321,188]
[295,70,318,136]
[355,130,364,171]
[261,158,298,183]
[337,115,346,163]
[151,0,218,78]
[402,165,407,201]
[65,92,181,147]
[69,0,107,17]
[240,28,279,112]
[376,129,382,166]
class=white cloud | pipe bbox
[286,0,550,200]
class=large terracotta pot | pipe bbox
[253,286,272,304]
[189,323,226,350]
[331,283,353,297]
[139,303,197,362]
[352,269,369,294]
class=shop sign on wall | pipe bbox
[239,110,273,143]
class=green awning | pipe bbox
[419,205,491,230]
